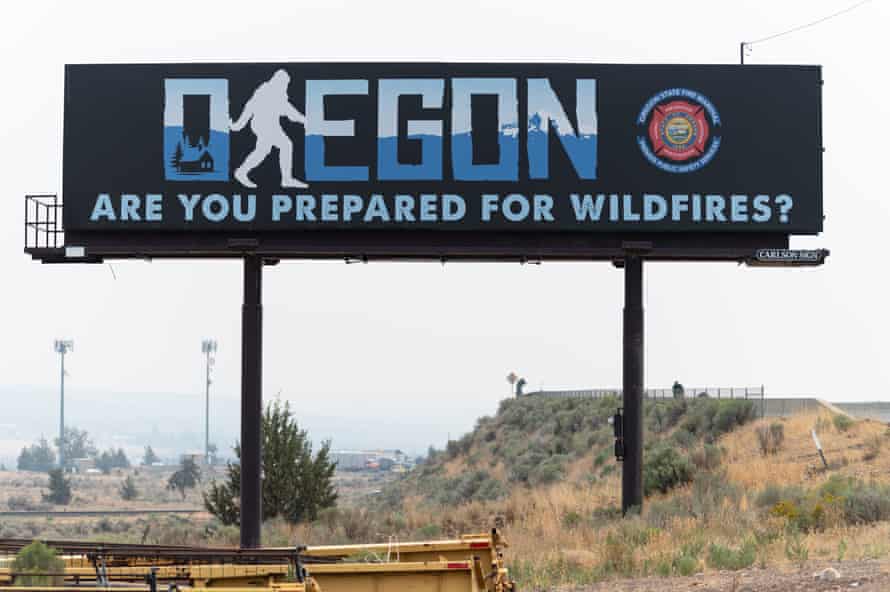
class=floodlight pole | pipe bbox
[240,255,263,548]
[205,347,210,463]
[202,339,217,465]
[54,340,73,470]
[59,347,66,469]
[621,255,644,515]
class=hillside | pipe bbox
[370,395,890,588]
[386,394,757,507]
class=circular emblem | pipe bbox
[637,88,721,173]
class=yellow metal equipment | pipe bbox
[0,530,514,592]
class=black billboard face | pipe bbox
[63,63,822,235]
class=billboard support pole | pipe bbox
[621,254,644,515]
[240,254,263,548]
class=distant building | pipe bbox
[332,451,377,471]
[180,452,207,467]
[72,457,95,473]
[332,449,415,472]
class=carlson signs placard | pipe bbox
[63,63,823,234]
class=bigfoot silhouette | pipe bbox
[230,69,306,188]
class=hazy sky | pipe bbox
[1,0,887,452]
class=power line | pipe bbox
[745,0,873,46]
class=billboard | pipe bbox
[62,63,822,237]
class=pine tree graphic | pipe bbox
[171,140,184,171]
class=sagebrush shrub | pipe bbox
[643,445,694,496]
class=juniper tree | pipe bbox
[204,400,337,525]
[142,446,160,466]
[167,457,201,500]
[120,475,139,501]
[43,468,72,505]
[17,437,56,472]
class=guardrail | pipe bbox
[0,509,203,518]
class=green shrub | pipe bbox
[680,400,755,443]
[833,414,854,432]
[842,482,890,524]
[529,456,567,486]
[643,445,694,496]
[433,470,509,505]
[13,541,65,586]
[670,429,696,449]
[6,495,38,511]
[755,483,786,509]
[593,449,609,468]
[706,540,756,570]
[673,555,698,576]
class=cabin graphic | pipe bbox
[163,78,230,181]
[177,150,214,173]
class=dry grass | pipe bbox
[0,466,218,511]
[721,411,890,489]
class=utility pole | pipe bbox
[201,339,218,465]
[54,340,74,469]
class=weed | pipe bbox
[561,510,583,530]
[690,471,741,520]
[755,422,785,455]
[862,435,883,461]
[833,414,854,433]
[416,523,441,538]
[674,555,699,576]
[593,449,609,468]
[706,540,756,570]
[784,527,809,568]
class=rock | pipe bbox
[815,567,842,581]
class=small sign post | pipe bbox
[812,429,829,469]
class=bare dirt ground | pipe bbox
[567,561,890,591]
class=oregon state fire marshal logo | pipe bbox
[637,88,721,173]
